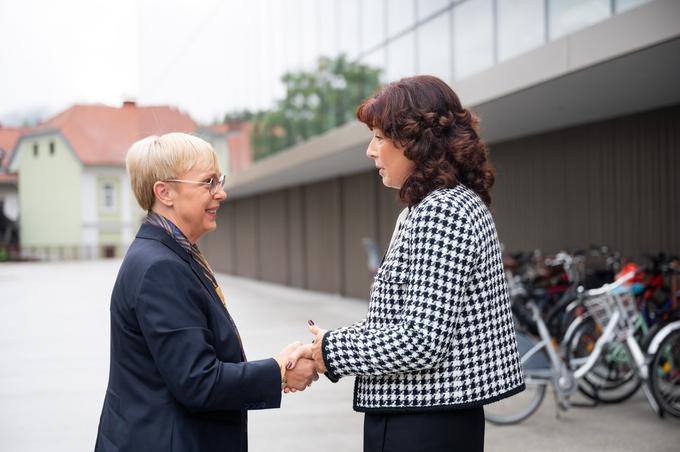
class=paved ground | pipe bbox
[0,260,678,452]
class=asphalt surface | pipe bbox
[0,260,678,451]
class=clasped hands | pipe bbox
[275,321,327,393]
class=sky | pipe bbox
[0,0,309,126]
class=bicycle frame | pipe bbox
[521,301,622,408]
[567,274,670,415]
[491,270,679,424]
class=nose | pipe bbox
[214,185,227,202]
[366,140,377,160]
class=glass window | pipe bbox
[102,183,116,212]
[549,0,611,39]
[49,141,55,156]
[300,0,318,69]
[264,1,287,103]
[33,143,38,158]
[339,0,360,59]
[361,48,387,83]
[361,0,385,52]
[281,0,303,70]
[498,0,545,62]
[453,0,494,79]
[417,10,452,81]
[388,0,416,37]
[386,31,416,81]
[317,0,338,58]
[417,0,451,20]
[615,0,651,14]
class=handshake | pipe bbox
[275,321,328,393]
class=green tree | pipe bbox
[251,54,381,160]
[222,109,255,124]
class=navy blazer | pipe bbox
[95,224,281,452]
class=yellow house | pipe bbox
[8,102,229,259]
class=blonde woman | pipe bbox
[95,133,317,452]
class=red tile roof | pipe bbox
[28,103,197,166]
[197,122,253,174]
[0,127,28,170]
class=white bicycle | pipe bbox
[486,272,680,424]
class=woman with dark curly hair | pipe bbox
[290,75,525,451]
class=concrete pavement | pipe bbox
[0,260,678,451]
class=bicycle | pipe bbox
[562,256,680,404]
[485,271,680,424]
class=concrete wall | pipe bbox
[16,134,82,255]
[491,104,680,259]
[203,105,680,298]
[203,173,402,298]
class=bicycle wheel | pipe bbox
[544,292,578,341]
[485,331,549,425]
[484,378,547,425]
[649,328,680,418]
[564,317,641,403]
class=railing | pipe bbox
[16,244,127,261]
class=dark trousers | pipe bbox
[363,407,485,452]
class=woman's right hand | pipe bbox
[275,342,319,393]
[275,341,303,370]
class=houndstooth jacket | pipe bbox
[322,185,525,412]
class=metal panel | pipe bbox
[303,179,342,293]
[233,197,258,278]
[287,187,306,289]
[340,172,378,299]
[208,104,679,295]
[257,191,288,285]
[200,203,236,274]
[492,105,680,259]
[376,177,404,255]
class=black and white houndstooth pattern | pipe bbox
[322,185,524,412]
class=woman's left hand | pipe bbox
[287,321,328,374]
[308,322,328,373]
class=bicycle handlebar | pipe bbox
[583,271,637,297]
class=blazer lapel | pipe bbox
[188,258,225,308]
[186,247,248,361]
[139,224,222,307]
[137,224,246,359]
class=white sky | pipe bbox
[0,0,306,125]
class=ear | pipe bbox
[153,181,174,207]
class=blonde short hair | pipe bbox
[126,132,218,211]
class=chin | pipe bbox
[199,223,217,238]
[381,177,398,189]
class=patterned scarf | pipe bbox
[144,211,227,307]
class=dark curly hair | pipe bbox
[356,75,495,207]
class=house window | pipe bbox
[33,143,39,157]
[49,141,55,156]
[102,183,116,212]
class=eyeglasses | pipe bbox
[164,174,226,195]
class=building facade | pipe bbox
[203,0,680,298]
[8,103,218,259]
[0,126,24,259]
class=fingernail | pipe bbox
[308,320,315,326]
[286,361,292,369]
